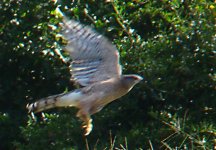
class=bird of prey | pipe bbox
[27,17,143,135]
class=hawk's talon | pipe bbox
[77,110,93,136]
[82,119,93,136]
[83,122,93,136]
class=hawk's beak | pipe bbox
[135,75,143,83]
[137,76,143,81]
[138,76,143,81]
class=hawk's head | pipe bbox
[122,74,143,91]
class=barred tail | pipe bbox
[26,90,82,113]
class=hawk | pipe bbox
[27,17,143,135]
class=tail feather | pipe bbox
[26,90,82,113]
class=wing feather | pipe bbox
[62,18,122,86]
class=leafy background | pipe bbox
[0,0,215,149]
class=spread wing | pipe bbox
[61,18,122,86]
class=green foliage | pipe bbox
[0,0,215,149]
[14,113,82,150]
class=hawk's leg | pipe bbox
[76,110,93,136]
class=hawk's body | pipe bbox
[27,17,143,135]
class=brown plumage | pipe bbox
[27,17,143,135]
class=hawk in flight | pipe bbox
[27,17,143,135]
